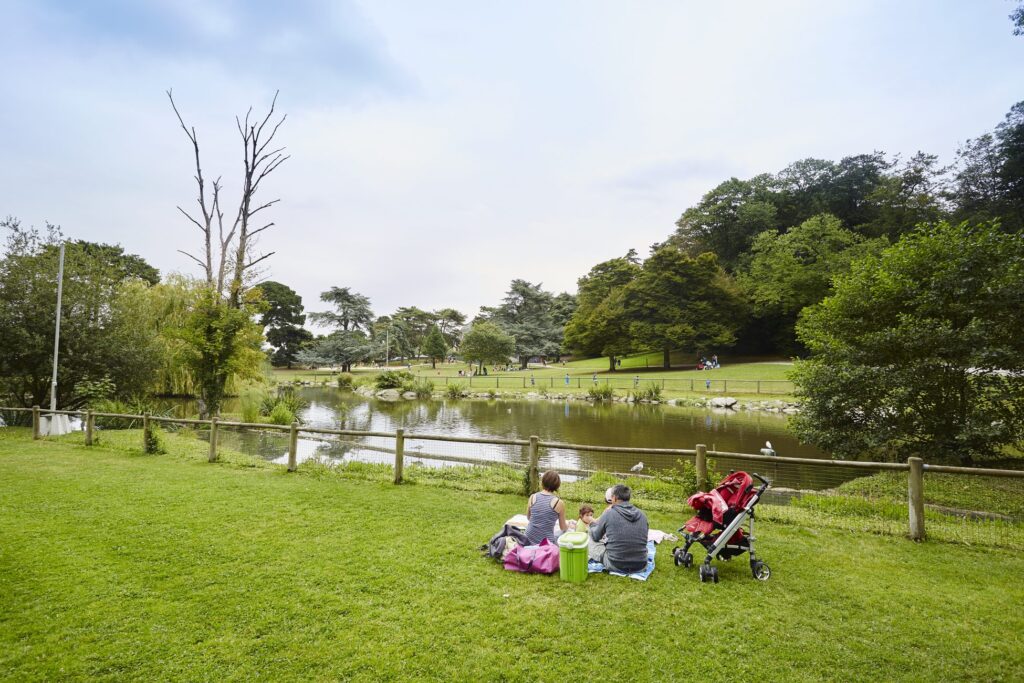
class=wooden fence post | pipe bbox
[84,410,94,446]
[394,428,405,484]
[143,412,153,452]
[528,436,540,492]
[32,405,40,439]
[757,380,761,394]
[908,457,925,541]
[288,421,298,472]
[723,380,728,393]
[696,443,707,488]
[208,417,219,463]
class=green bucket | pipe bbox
[557,531,589,583]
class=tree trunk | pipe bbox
[520,356,528,370]
[608,356,615,372]
[431,357,436,369]
[663,347,671,369]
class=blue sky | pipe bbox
[1,0,1022,320]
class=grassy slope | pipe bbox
[2,431,1023,681]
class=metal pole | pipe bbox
[49,243,65,414]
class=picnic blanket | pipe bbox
[588,540,657,581]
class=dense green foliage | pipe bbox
[564,251,641,370]
[255,281,312,367]
[0,220,167,407]
[421,326,448,368]
[485,279,566,367]
[624,248,746,368]
[738,214,887,353]
[2,432,1022,680]
[460,321,516,370]
[791,222,1024,464]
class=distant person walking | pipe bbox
[565,373,570,386]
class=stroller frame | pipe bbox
[673,472,772,583]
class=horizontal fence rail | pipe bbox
[4,404,1023,542]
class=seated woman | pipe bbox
[525,470,568,545]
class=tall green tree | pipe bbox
[309,287,374,333]
[255,281,311,367]
[670,175,779,271]
[738,214,887,353]
[433,307,466,348]
[421,326,448,369]
[791,221,1024,465]
[490,280,564,368]
[460,322,515,372]
[296,330,372,373]
[392,306,438,356]
[0,219,165,407]
[564,250,641,370]
[624,247,746,369]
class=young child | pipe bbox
[575,504,596,534]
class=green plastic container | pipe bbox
[557,531,589,583]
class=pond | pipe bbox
[177,388,838,489]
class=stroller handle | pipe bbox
[751,472,771,487]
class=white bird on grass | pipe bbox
[630,461,644,472]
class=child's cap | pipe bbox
[604,487,615,503]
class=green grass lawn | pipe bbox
[273,360,798,401]
[2,430,1023,681]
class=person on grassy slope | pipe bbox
[525,470,568,544]
[588,484,649,573]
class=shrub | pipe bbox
[445,383,466,399]
[268,402,296,425]
[260,386,308,420]
[240,386,266,424]
[143,424,167,454]
[375,370,415,390]
[587,384,616,401]
[408,378,434,398]
[637,383,663,401]
[336,373,355,390]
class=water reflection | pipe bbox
[176,388,830,485]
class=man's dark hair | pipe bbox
[541,470,561,492]
[611,484,631,501]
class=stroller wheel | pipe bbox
[751,561,771,581]
[710,566,719,583]
[682,552,693,568]
[698,564,708,583]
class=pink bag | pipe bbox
[504,538,560,574]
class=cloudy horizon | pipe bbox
[2,0,1022,323]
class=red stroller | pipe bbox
[672,471,772,583]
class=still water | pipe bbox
[189,388,831,488]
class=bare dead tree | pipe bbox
[167,90,288,417]
[166,89,288,307]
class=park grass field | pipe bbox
[2,429,1023,681]
[272,358,798,401]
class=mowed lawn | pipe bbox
[2,433,1022,681]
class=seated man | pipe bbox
[588,484,649,573]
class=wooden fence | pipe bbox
[5,404,1024,542]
